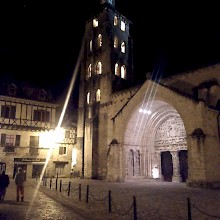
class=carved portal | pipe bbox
[155,115,187,182]
[154,115,187,151]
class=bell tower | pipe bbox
[100,0,115,7]
[77,0,133,179]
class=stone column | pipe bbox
[171,151,180,182]
[154,151,162,179]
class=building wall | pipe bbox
[0,86,76,179]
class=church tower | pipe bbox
[76,0,133,179]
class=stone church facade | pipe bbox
[75,0,220,188]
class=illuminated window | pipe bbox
[93,18,98,27]
[114,16,118,26]
[114,36,118,48]
[88,107,92,119]
[120,20,125,31]
[96,89,101,102]
[121,41,125,53]
[121,65,126,79]
[115,63,120,76]
[96,61,102,74]
[89,40,93,52]
[88,64,92,78]
[87,92,90,104]
[98,34,102,47]
[59,146,67,155]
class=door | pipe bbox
[179,150,188,182]
[161,151,173,182]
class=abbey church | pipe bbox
[75,0,220,188]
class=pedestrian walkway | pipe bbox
[40,177,220,220]
[0,177,220,219]
[0,178,88,220]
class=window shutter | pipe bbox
[1,134,6,145]
[15,135,21,146]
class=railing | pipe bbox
[41,178,220,220]
[0,117,56,130]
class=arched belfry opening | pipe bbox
[124,100,188,182]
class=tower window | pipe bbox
[98,34,102,47]
[89,40,93,52]
[93,18,98,27]
[114,36,118,48]
[88,107,92,119]
[114,16,118,26]
[96,89,101,102]
[115,63,120,76]
[96,62,102,74]
[121,65,126,79]
[87,92,90,104]
[121,41,126,53]
[120,21,125,31]
[88,64,92,78]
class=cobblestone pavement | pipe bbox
[0,179,88,220]
[0,177,220,220]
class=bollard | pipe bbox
[50,178,52,189]
[187,197,192,220]
[59,179,62,192]
[79,184,81,201]
[86,185,89,203]
[55,178,58,190]
[68,181,71,196]
[108,190,112,213]
[133,196,137,220]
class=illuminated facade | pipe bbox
[0,82,76,178]
[76,0,220,188]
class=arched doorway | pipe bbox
[124,100,188,182]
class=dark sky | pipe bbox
[1,1,220,100]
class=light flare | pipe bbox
[26,38,85,218]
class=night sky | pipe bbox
[1,1,220,101]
